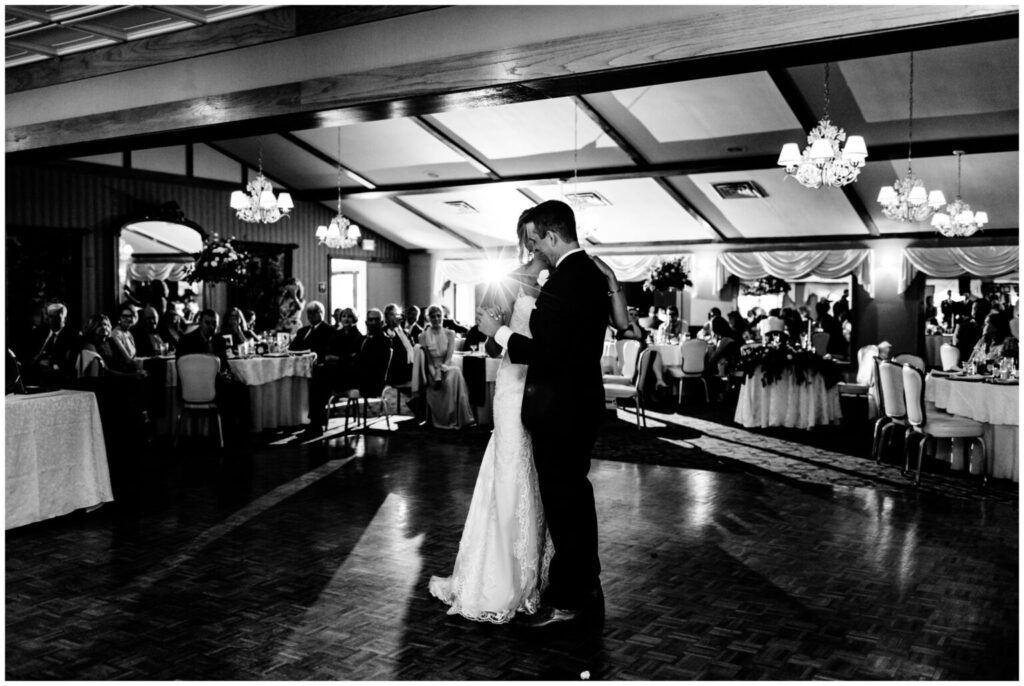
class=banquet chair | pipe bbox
[810,331,831,356]
[327,348,394,433]
[874,360,908,464]
[386,345,423,420]
[75,349,105,378]
[939,344,961,371]
[175,353,223,448]
[902,364,987,486]
[603,349,653,429]
[893,353,926,371]
[837,344,879,419]
[665,339,709,405]
[603,340,640,385]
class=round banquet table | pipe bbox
[925,374,1019,482]
[734,367,842,430]
[6,390,113,529]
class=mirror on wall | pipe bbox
[923,274,1018,367]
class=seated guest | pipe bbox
[757,308,786,341]
[441,305,469,335]
[638,305,662,331]
[176,309,250,442]
[781,307,804,343]
[353,308,393,397]
[221,307,257,349]
[707,315,741,376]
[404,305,424,343]
[325,307,365,383]
[813,302,845,355]
[967,312,1019,369]
[286,301,335,436]
[19,301,80,386]
[82,314,146,378]
[384,303,415,385]
[726,310,749,343]
[111,303,140,371]
[616,307,648,348]
[331,308,345,330]
[243,309,258,333]
[132,305,168,357]
[289,301,334,359]
[698,308,724,341]
[158,310,184,351]
[463,324,488,351]
[954,298,991,364]
[658,306,687,339]
[419,304,475,429]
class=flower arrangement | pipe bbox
[741,275,790,296]
[643,257,692,292]
[185,234,252,286]
[737,344,842,388]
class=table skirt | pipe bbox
[734,368,842,430]
[6,390,113,529]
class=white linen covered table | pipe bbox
[734,367,842,429]
[6,390,113,529]
[925,374,1019,482]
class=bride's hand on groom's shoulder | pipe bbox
[476,306,505,337]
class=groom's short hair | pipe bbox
[525,200,577,244]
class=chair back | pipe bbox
[635,348,653,392]
[76,349,105,378]
[614,339,627,372]
[855,344,879,386]
[178,354,220,403]
[877,361,906,419]
[939,343,961,371]
[680,339,707,374]
[894,353,925,371]
[810,331,830,355]
[620,340,640,379]
[901,364,927,428]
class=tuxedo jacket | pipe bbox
[20,325,80,375]
[506,250,609,432]
[289,322,335,362]
[176,329,230,371]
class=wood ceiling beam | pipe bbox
[412,117,500,180]
[276,131,376,189]
[7,6,1015,155]
[389,197,482,250]
[148,6,210,25]
[202,141,299,196]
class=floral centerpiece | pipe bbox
[643,257,692,292]
[737,344,842,388]
[741,275,790,296]
[185,234,252,286]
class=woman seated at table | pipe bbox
[966,311,1019,369]
[220,307,257,349]
[727,310,750,343]
[110,303,140,370]
[157,309,184,351]
[615,307,648,349]
[419,304,475,429]
[706,315,742,376]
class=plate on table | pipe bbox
[983,377,1018,385]
[929,369,958,378]
[951,374,985,382]
[264,352,289,358]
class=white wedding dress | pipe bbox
[428,292,553,623]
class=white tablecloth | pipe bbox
[6,390,113,529]
[734,367,842,429]
[650,343,682,367]
[925,375,1019,482]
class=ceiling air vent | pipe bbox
[563,191,612,207]
[444,200,478,214]
[712,181,767,200]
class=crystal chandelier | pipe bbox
[229,140,293,223]
[777,63,868,189]
[876,52,945,222]
[931,150,988,237]
[316,129,361,250]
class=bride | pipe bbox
[429,212,629,623]
[428,215,551,623]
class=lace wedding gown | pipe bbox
[428,293,552,623]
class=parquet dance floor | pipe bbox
[6,408,1018,680]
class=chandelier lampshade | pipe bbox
[317,128,362,250]
[931,150,987,237]
[230,141,292,223]
[777,63,868,189]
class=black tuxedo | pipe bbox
[131,326,167,357]
[505,250,609,610]
[289,322,334,363]
[176,329,229,370]
[19,325,81,385]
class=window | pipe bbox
[329,259,367,327]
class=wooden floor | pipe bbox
[5,402,1019,680]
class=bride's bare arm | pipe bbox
[592,255,629,331]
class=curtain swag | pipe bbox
[716,249,874,297]
[127,262,193,282]
[900,246,1019,294]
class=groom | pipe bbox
[477,199,610,627]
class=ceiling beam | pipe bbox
[276,131,376,190]
[8,6,1016,155]
[203,141,299,196]
[412,117,500,180]
[148,6,210,25]
[389,197,483,250]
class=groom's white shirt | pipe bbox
[493,247,586,349]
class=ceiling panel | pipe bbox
[425,97,633,177]
[687,168,869,239]
[215,135,358,191]
[292,120,486,186]
[338,197,474,251]
[395,186,536,247]
[854,151,1019,235]
[527,177,719,243]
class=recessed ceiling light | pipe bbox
[444,200,478,214]
[711,181,767,199]
[564,191,612,207]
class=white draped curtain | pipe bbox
[127,261,193,282]
[715,249,874,297]
[900,246,1019,294]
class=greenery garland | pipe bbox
[185,234,252,286]
[741,275,790,296]
[738,345,842,388]
[643,257,693,292]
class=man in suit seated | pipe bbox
[288,301,336,437]
[132,305,169,357]
[19,302,81,387]
[383,303,415,386]
[176,308,250,443]
[354,308,393,399]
